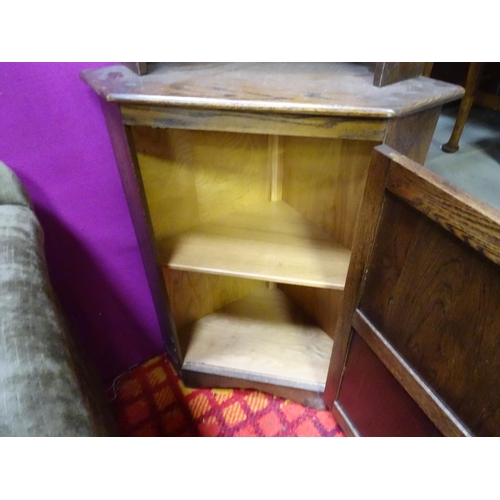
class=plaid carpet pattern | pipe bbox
[108,354,345,437]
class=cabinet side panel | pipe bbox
[163,269,266,354]
[278,284,342,340]
[130,127,270,240]
[282,137,378,249]
[360,194,500,436]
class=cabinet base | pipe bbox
[181,369,327,411]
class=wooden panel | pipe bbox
[360,194,500,436]
[323,148,393,409]
[163,269,264,335]
[131,127,270,240]
[336,332,442,437]
[121,104,387,140]
[353,310,470,436]
[81,63,464,118]
[282,137,378,248]
[357,193,421,330]
[373,63,425,87]
[269,135,283,201]
[158,201,351,289]
[279,284,342,340]
[181,288,334,392]
[383,108,441,163]
[385,149,500,266]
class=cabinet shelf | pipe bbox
[157,200,351,289]
[181,287,334,392]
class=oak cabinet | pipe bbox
[82,63,462,410]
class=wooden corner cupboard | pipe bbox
[81,63,463,412]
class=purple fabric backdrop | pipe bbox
[0,63,164,384]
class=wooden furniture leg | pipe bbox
[442,62,484,153]
[422,63,434,77]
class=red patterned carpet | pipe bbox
[108,354,345,437]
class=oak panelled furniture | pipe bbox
[325,145,500,436]
[81,63,463,411]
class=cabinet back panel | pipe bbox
[282,137,378,248]
[163,269,265,352]
[278,284,342,340]
[131,127,270,240]
[360,194,500,436]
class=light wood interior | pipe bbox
[132,125,377,393]
[157,200,351,289]
[278,284,343,340]
[163,269,266,333]
[131,127,270,240]
[282,136,378,249]
[181,287,334,392]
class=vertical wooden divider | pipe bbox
[269,135,284,202]
[267,135,284,289]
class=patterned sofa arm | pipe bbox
[0,161,116,436]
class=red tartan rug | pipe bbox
[108,354,345,437]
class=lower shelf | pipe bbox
[180,287,334,393]
[158,200,351,289]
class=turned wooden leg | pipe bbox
[442,62,484,153]
[422,62,434,77]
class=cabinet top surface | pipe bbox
[81,63,464,118]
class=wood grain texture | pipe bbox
[279,284,343,340]
[121,104,388,140]
[356,189,421,331]
[269,135,283,201]
[99,102,182,368]
[83,62,460,414]
[360,193,500,436]
[282,137,378,248]
[383,107,442,163]
[131,127,270,240]
[158,201,351,289]
[336,332,442,437]
[163,269,265,335]
[373,63,425,87]
[81,63,464,118]
[353,310,470,436]
[385,149,500,266]
[181,288,334,393]
[323,148,393,409]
